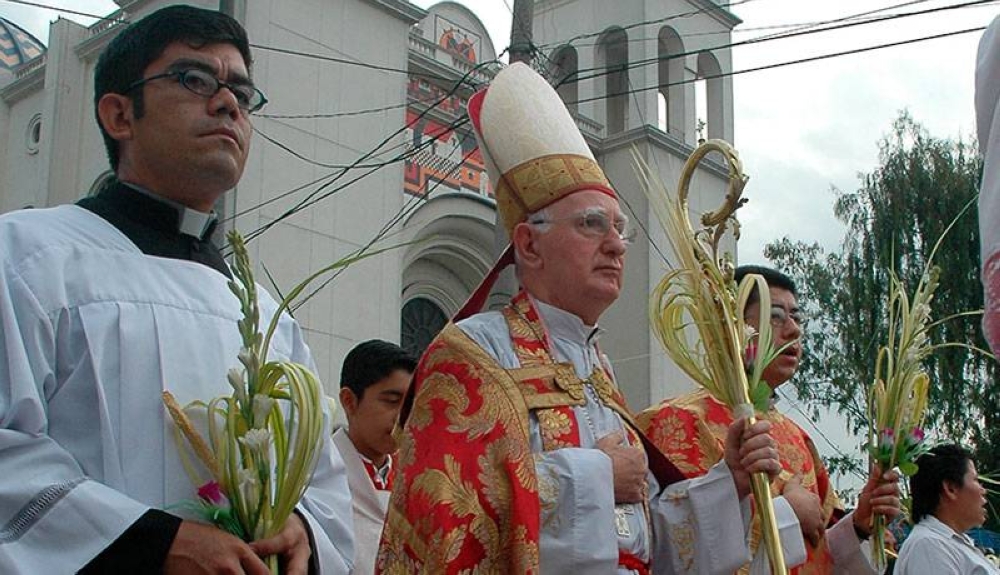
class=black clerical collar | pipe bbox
[77,178,231,278]
[118,182,218,240]
[89,180,218,241]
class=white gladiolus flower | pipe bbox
[252,396,274,429]
[238,347,253,370]
[238,468,260,506]
[240,428,272,456]
[162,230,342,572]
[227,368,246,404]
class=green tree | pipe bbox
[764,112,999,524]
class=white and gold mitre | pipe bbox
[467,62,615,234]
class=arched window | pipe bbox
[596,28,628,135]
[549,45,579,113]
[696,51,724,141]
[657,27,685,138]
[401,297,448,357]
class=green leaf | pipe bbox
[750,381,771,413]
[899,461,919,477]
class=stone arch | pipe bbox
[696,51,724,141]
[400,192,497,351]
[549,44,579,113]
[595,27,629,135]
[657,26,686,138]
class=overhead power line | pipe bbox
[735,0,934,45]
[258,91,454,119]
[1,0,121,21]
[254,124,436,169]
[216,18,988,239]
[534,0,759,51]
[236,116,471,244]
[290,131,480,311]
[253,1,993,119]
[250,43,462,84]
[566,0,959,47]
[1,0,458,83]
[234,59,494,243]
[565,26,986,107]
[561,0,994,85]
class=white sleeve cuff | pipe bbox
[773,495,807,568]
[827,511,877,575]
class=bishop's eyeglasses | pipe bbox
[528,209,636,244]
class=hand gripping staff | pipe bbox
[634,140,793,574]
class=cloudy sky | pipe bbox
[5,0,997,487]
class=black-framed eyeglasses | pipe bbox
[770,305,807,329]
[529,209,636,244]
[124,68,268,114]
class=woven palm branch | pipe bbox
[633,140,791,574]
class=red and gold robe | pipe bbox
[376,292,676,574]
[636,389,843,575]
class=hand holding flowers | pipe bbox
[865,202,993,567]
[162,230,382,573]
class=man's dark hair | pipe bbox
[910,443,975,523]
[94,5,252,171]
[340,340,417,400]
[735,265,797,308]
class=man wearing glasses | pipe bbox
[0,6,352,574]
[637,265,902,574]
[378,63,787,575]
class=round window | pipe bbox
[26,114,41,154]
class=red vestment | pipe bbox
[377,292,674,573]
[637,389,844,575]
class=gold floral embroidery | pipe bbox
[507,315,538,339]
[500,155,611,222]
[536,409,575,450]
[380,320,541,573]
[586,368,618,406]
[534,454,560,526]
[641,389,845,574]
[410,456,502,567]
[666,508,696,572]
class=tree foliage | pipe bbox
[764,112,999,522]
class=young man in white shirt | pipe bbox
[896,444,998,575]
[333,340,415,574]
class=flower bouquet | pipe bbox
[866,202,993,569]
[866,266,936,571]
[162,230,377,573]
[634,141,794,574]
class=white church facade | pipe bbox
[0,0,741,411]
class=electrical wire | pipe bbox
[566,26,986,107]
[534,0,759,51]
[233,59,496,243]
[249,43,464,84]
[290,131,480,311]
[1,0,121,21]
[560,0,994,86]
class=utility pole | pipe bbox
[489,0,535,309]
[508,0,534,64]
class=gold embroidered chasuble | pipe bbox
[636,389,844,575]
[376,292,674,574]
